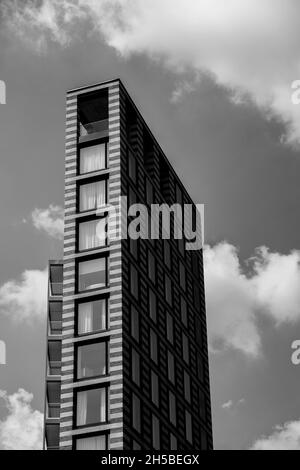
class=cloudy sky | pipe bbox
[1,0,300,450]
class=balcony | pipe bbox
[48,361,61,376]
[47,403,60,419]
[49,320,62,336]
[78,89,108,143]
[80,119,108,138]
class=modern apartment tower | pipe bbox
[44,79,213,450]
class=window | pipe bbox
[151,371,159,407]
[195,317,203,348]
[80,143,106,175]
[129,238,139,260]
[76,387,106,426]
[133,440,141,450]
[149,289,157,323]
[181,297,188,327]
[128,150,136,182]
[201,429,208,450]
[150,330,158,364]
[148,251,156,284]
[176,184,183,207]
[164,242,171,269]
[152,415,160,450]
[132,393,141,432]
[182,332,189,364]
[169,391,176,426]
[184,371,191,403]
[49,301,62,335]
[146,179,154,205]
[170,433,177,450]
[168,351,175,384]
[165,275,172,305]
[48,341,61,375]
[75,434,106,450]
[194,283,201,310]
[131,306,139,342]
[166,312,174,344]
[78,258,106,292]
[128,186,137,207]
[130,265,139,299]
[79,180,106,212]
[197,353,204,382]
[77,299,107,335]
[79,217,107,251]
[77,342,107,379]
[185,411,193,444]
[179,261,186,290]
[199,390,206,420]
[131,348,140,386]
[49,264,63,296]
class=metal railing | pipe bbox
[80,119,108,137]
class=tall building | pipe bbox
[44,79,213,450]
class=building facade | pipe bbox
[44,79,213,450]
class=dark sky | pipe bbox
[1,0,300,450]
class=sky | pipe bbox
[1,0,300,450]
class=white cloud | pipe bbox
[3,0,300,145]
[251,419,300,450]
[0,268,48,323]
[0,389,43,450]
[31,204,64,240]
[221,400,233,410]
[221,398,245,410]
[204,242,300,357]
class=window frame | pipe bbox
[75,339,109,381]
[77,214,108,253]
[75,295,108,337]
[78,139,108,176]
[73,432,108,450]
[77,176,108,214]
[74,385,108,429]
[76,255,108,294]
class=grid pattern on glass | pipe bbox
[79,218,107,251]
[168,351,175,384]
[169,391,176,426]
[78,258,106,292]
[79,180,106,212]
[78,299,107,335]
[152,415,160,450]
[151,371,159,407]
[77,342,106,379]
[132,393,141,432]
[131,306,139,342]
[75,434,106,450]
[131,348,140,386]
[76,387,106,426]
[185,410,193,443]
[80,143,106,174]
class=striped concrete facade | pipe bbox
[58,80,123,450]
[44,78,213,450]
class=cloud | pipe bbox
[2,0,300,145]
[31,204,64,240]
[221,398,245,410]
[0,389,43,450]
[251,419,300,450]
[204,242,300,357]
[0,268,48,323]
[221,400,233,410]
